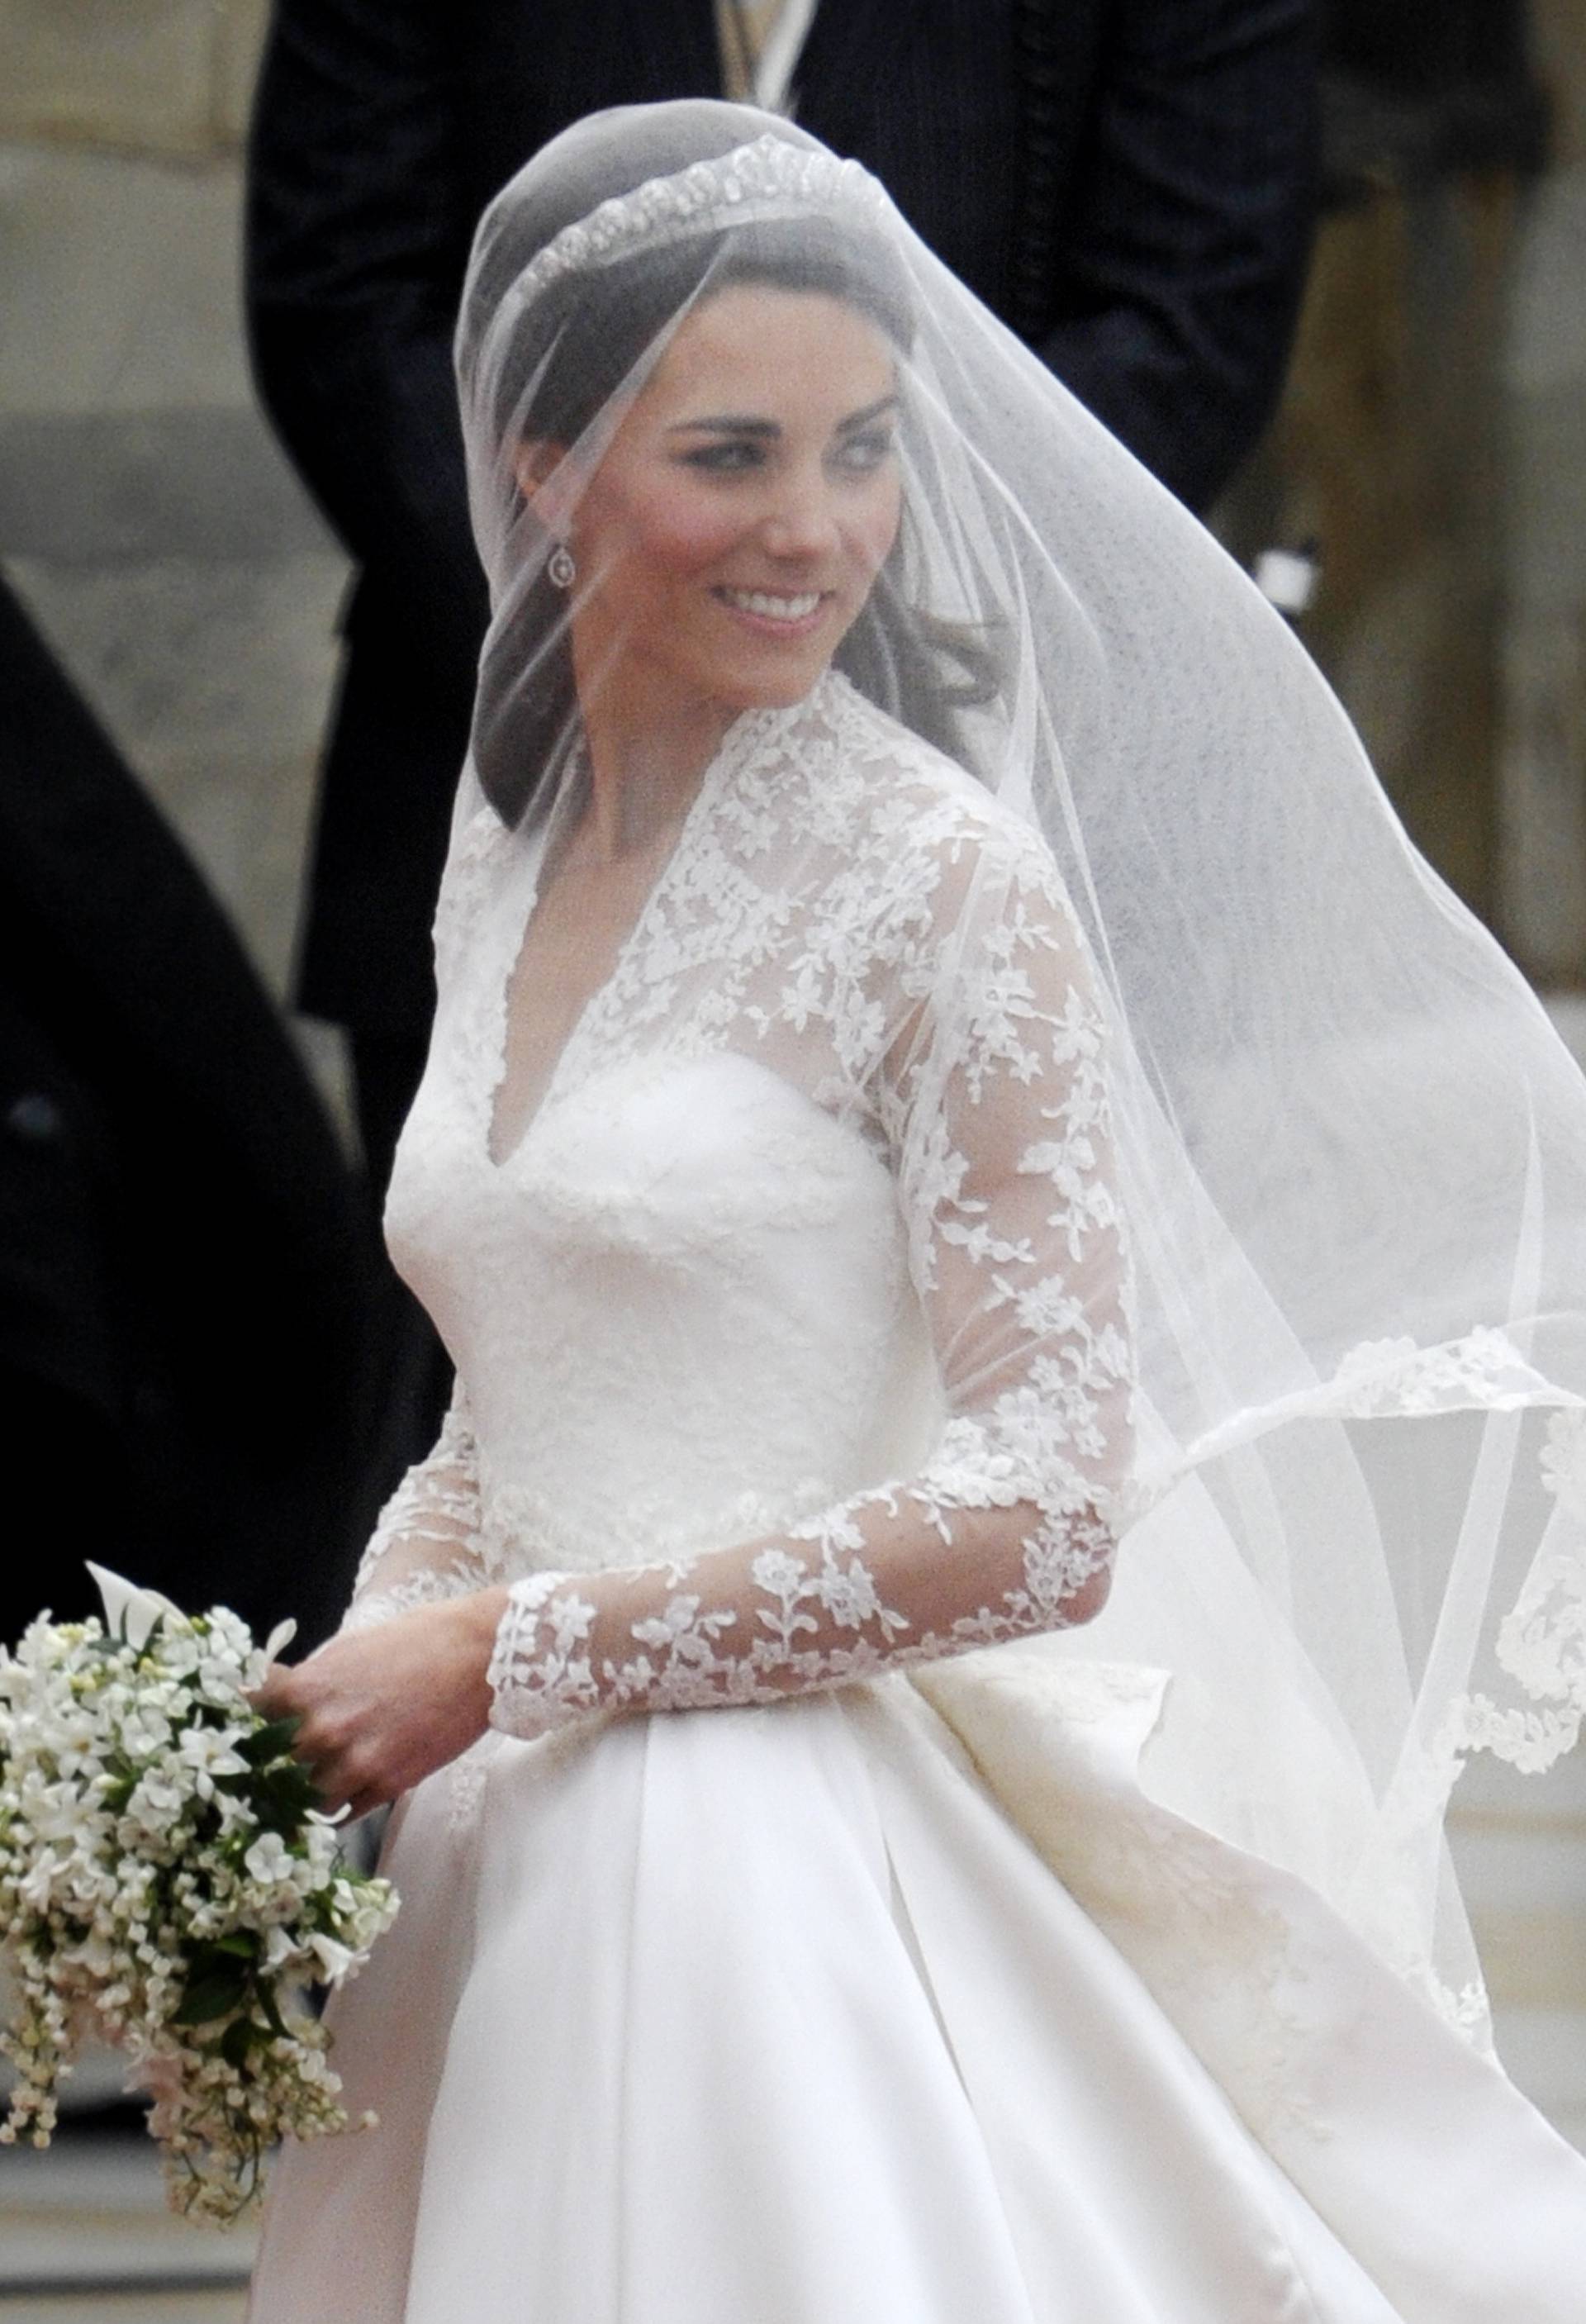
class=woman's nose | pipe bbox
[760,472,841,558]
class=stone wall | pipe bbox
[1500,0,1586,980]
[0,0,347,1076]
[0,0,266,158]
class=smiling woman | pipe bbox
[477,288,908,1168]
[461,186,992,827]
[532,287,904,739]
[249,99,1586,2324]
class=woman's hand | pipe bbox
[253,1589,510,1822]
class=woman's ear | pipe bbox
[512,439,580,549]
[511,440,565,502]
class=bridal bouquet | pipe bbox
[0,1566,398,2222]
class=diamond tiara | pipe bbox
[506,134,890,312]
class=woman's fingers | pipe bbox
[243,1599,500,1820]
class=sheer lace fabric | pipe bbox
[351,673,1133,1732]
[326,99,1586,2015]
[245,111,1586,2323]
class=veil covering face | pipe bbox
[451,101,1586,2032]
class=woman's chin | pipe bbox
[712,650,835,714]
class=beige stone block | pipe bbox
[0,145,249,416]
[1500,607,1586,982]
[7,550,346,998]
[0,0,225,158]
[213,0,268,148]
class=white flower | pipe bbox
[308,1935,356,1983]
[85,1565,183,1652]
[126,1772,188,1830]
[243,1832,297,1885]
[175,1726,248,1790]
[121,1708,175,1756]
[262,1926,301,1972]
[1,1588,399,2222]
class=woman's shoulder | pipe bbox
[808,671,1063,891]
[769,674,1090,1004]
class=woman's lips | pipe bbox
[712,585,830,639]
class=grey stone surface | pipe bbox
[0,2301,245,2322]
[0,144,252,416]
[212,0,269,150]
[0,0,262,161]
[0,410,338,563]
[1498,159,1586,976]
[7,552,344,996]
[0,2132,254,2318]
[1499,613,1586,977]
[0,135,349,1115]
[1508,170,1586,399]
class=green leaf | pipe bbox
[250,1766,323,1832]
[170,1971,248,2027]
[235,1715,301,1770]
[221,2017,257,2070]
[185,1937,257,1984]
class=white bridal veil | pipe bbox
[449,100,1586,2027]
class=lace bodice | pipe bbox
[350,672,1137,1734]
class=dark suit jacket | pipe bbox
[247,0,1319,1039]
[0,577,379,1652]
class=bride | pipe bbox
[249,101,1586,2320]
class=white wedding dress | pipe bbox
[249,673,1586,2323]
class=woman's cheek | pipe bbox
[627,477,754,576]
[857,478,904,573]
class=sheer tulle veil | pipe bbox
[450,99,1586,2027]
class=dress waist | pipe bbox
[476,1471,842,1580]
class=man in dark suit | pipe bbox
[245,0,1319,1454]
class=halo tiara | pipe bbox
[506,135,890,311]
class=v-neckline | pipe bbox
[481,702,770,1172]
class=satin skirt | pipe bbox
[249,1678,1586,2322]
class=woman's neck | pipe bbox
[575,664,741,863]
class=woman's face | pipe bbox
[544,283,904,721]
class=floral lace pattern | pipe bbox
[1438,1408,1586,1779]
[353,672,1137,1737]
[1182,1324,1571,1471]
[341,1395,486,1635]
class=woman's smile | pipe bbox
[711,583,831,637]
[532,283,903,728]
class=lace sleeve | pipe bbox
[485,815,1137,1735]
[340,1384,487,1635]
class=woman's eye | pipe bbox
[679,440,766,473]
[833,430,895,473]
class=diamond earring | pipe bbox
[547,543,577,590]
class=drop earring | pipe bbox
[548,543,577,589]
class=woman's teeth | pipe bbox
[719,589,822,621]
